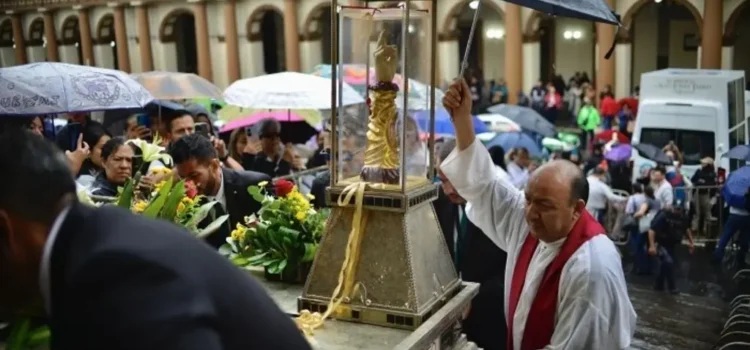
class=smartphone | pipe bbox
[67,122,82,151]
[195,122,210,138]
[136,114,151,129]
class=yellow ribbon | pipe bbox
[296,181,371,338]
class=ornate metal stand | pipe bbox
[299,180,460,330]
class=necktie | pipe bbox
[455,205,468,268]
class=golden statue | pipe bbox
[360,30,400,184]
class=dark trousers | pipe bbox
[655,244,677,291]
[601,115,614,130]
[715,214,750,267]
[631,228,650,274]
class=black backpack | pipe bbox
[654,210,687,245]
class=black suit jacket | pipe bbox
[433,191,508,350]
[49,203,310,350]
[204,168,271,249]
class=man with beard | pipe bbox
[169,134,270,248]
[434,137,507,349]
[0,130,310,349]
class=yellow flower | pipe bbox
[149,167,172,176]
[306,193,315,200]
[258,181,268,187]
[132,200,148,213]
[231,225,247,241]
[295,211,307,222]
[154,180,167,193]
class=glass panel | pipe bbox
[332,4,433,192]
[730,126,746,171]
[640,127,715,166]
[728,81,737,129]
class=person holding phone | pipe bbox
[54,112,103,152]
[240,119,302,178]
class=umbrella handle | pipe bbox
[458,0,481,79]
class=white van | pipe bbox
[631,69,746,182]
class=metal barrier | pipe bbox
[603,184,727,243]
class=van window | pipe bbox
[640,128,715,165]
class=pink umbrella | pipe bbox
[221,110,305,132]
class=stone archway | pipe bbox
[27,17,44,46]
[60,15,82,64]
[96,14,118,69]
[302,2,332,64]
[0,19,14,66]
[724,0,750,82]
[247,6,285,73]
[160,9,198,74]
[623,0,703,87]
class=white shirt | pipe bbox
[441,139,636,350]
[40,206,72,314]
[653,180,674,209]
[208,171,226,210]
[586,176,624,213]
[506,161,529,189]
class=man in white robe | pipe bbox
[442,79,636,350]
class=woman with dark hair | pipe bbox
[487,145,510,183]
[78,125,111,178]
[91,137,135,197]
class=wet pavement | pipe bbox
[624,244,728,350]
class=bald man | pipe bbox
[441,79,636,350]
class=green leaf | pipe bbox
[248,252,269,262]
[277,259,288,273]
[248,186,265,203]
[231,256,249,266]
[260,258,276,267]
[6,318,31,350]
[27,326,51,347]
[196,214,230,239]
[187,201,220,228]
[116,178,134,208]
[143,177,173,218]
[302,243,318,262]
[279,226,300,239]
[159,179,186,221]
[218,243,233,256]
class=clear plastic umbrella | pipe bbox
[0,62,153,116]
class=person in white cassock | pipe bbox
[441,79,636,350]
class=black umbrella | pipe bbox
[633,143,672,165]
[508,0,619,25]
[723,145,750,161]
[486,104,556,137]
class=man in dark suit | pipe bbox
[169,134,271,249]
[434,138,508,350]
[0,131,310,349]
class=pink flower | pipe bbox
[184,180,198,199]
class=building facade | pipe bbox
[0,0,747,102]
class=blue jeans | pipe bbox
[618,115,629,133]
[631,228,650,273]
[715,214,750,266]
[655,245,677,291]
[601,115,613,130]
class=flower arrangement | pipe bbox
[220,179,328,282]
[116,170,228,238]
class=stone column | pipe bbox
[224,0,240,83]
[595,0,615,95]
[504,3,522,105]
[134,2,154,71]
[10,15,27,64]
[111,4,131,72]
[722,45,734,70]
[283,0,301,72]
[193,0,213,81]
[614,41,632,98]
[76,7,95,66]
[700,0,722,69]
[522,39,540,94]
[42,11,59,62]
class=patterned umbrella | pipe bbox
[0,62,153,116]
[131,71,222,100]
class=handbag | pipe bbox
[639,211,656,233]
[622,215,637,230]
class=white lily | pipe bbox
[126,135,173,167]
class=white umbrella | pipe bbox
[223,72,364,109]
[476,113,521,133]
[0,62,153,116]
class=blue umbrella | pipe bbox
[723,145,750,161]
[508,0,620,25]
[485,132,542,157]
[722,165,750,209]
[413,109,488,136]
[486,104,556,137]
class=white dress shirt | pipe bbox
[586,175,625,215]
[208,171,227,210]
[506,161,529,189]
[441,139,636,350]
[40,206,72,314]
[653,180,674,209]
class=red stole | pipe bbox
[506,210,604,350]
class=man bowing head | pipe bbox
[442,78,636,350]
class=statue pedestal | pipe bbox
[250,268,480,349]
